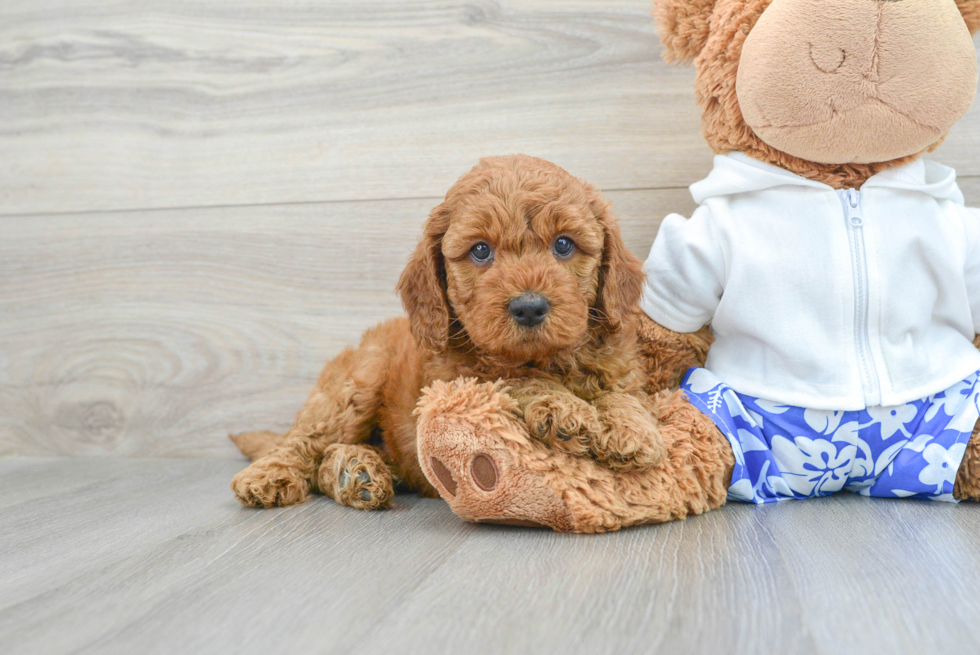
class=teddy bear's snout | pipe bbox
[735,0,978,165]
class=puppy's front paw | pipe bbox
[231,462,310,508]
[593,394,667,471]
[522,393,602,457]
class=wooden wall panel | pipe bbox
[1,1,977,215]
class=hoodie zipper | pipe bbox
[838,188,881,406]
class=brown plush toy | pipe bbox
[410,0,980,531]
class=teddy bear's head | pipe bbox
[653,0,980,187]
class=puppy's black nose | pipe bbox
[508,293,550,327]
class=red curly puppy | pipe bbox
[230,154,667,510]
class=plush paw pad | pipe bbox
[429,456,458,496]
[470,454,498,491]
[429,452,499,498]
[417,416,575,531]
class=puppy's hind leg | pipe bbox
[231,321,399,509]
[318,444,395,510]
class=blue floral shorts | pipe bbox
[681,368,980,504]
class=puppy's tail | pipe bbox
[230,430,285,461]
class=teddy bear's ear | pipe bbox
[956,0,980,34]
[651,0,719,64]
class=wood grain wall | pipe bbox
[1,1,978,456]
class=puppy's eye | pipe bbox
[470,242,493,264]
[553,236,575,259]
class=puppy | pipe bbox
[230,154,665,510]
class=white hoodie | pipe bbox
[642,152,980,410]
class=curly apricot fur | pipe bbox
[230,155,671,510]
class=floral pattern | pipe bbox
[681,368,980,504]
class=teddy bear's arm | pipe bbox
[636,311,713,393]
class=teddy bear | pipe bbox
[412,0,980,532]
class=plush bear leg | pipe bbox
[954,339,980,500]
[415,378,735,533]
[953,419,980,500]
[415,379,577,530]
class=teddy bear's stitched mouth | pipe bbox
[751,96,945,134]
[748,99,946,164]
[808,43,846,74]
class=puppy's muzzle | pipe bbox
[508,293,550,328]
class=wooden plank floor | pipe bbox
[3,456,980,655]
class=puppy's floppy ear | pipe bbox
[651,0,719,64]
[397,201,452,352]
[591,192,645,333]
[957,0,980,34]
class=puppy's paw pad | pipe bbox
[338,462,369,488]
[324,448,393,511]
[337,464,377,503]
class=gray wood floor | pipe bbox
[3,456,980,655]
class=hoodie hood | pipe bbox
[690,152,965,206]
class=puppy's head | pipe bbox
[397,155,644,364]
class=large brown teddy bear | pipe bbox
[412,0,980,531]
